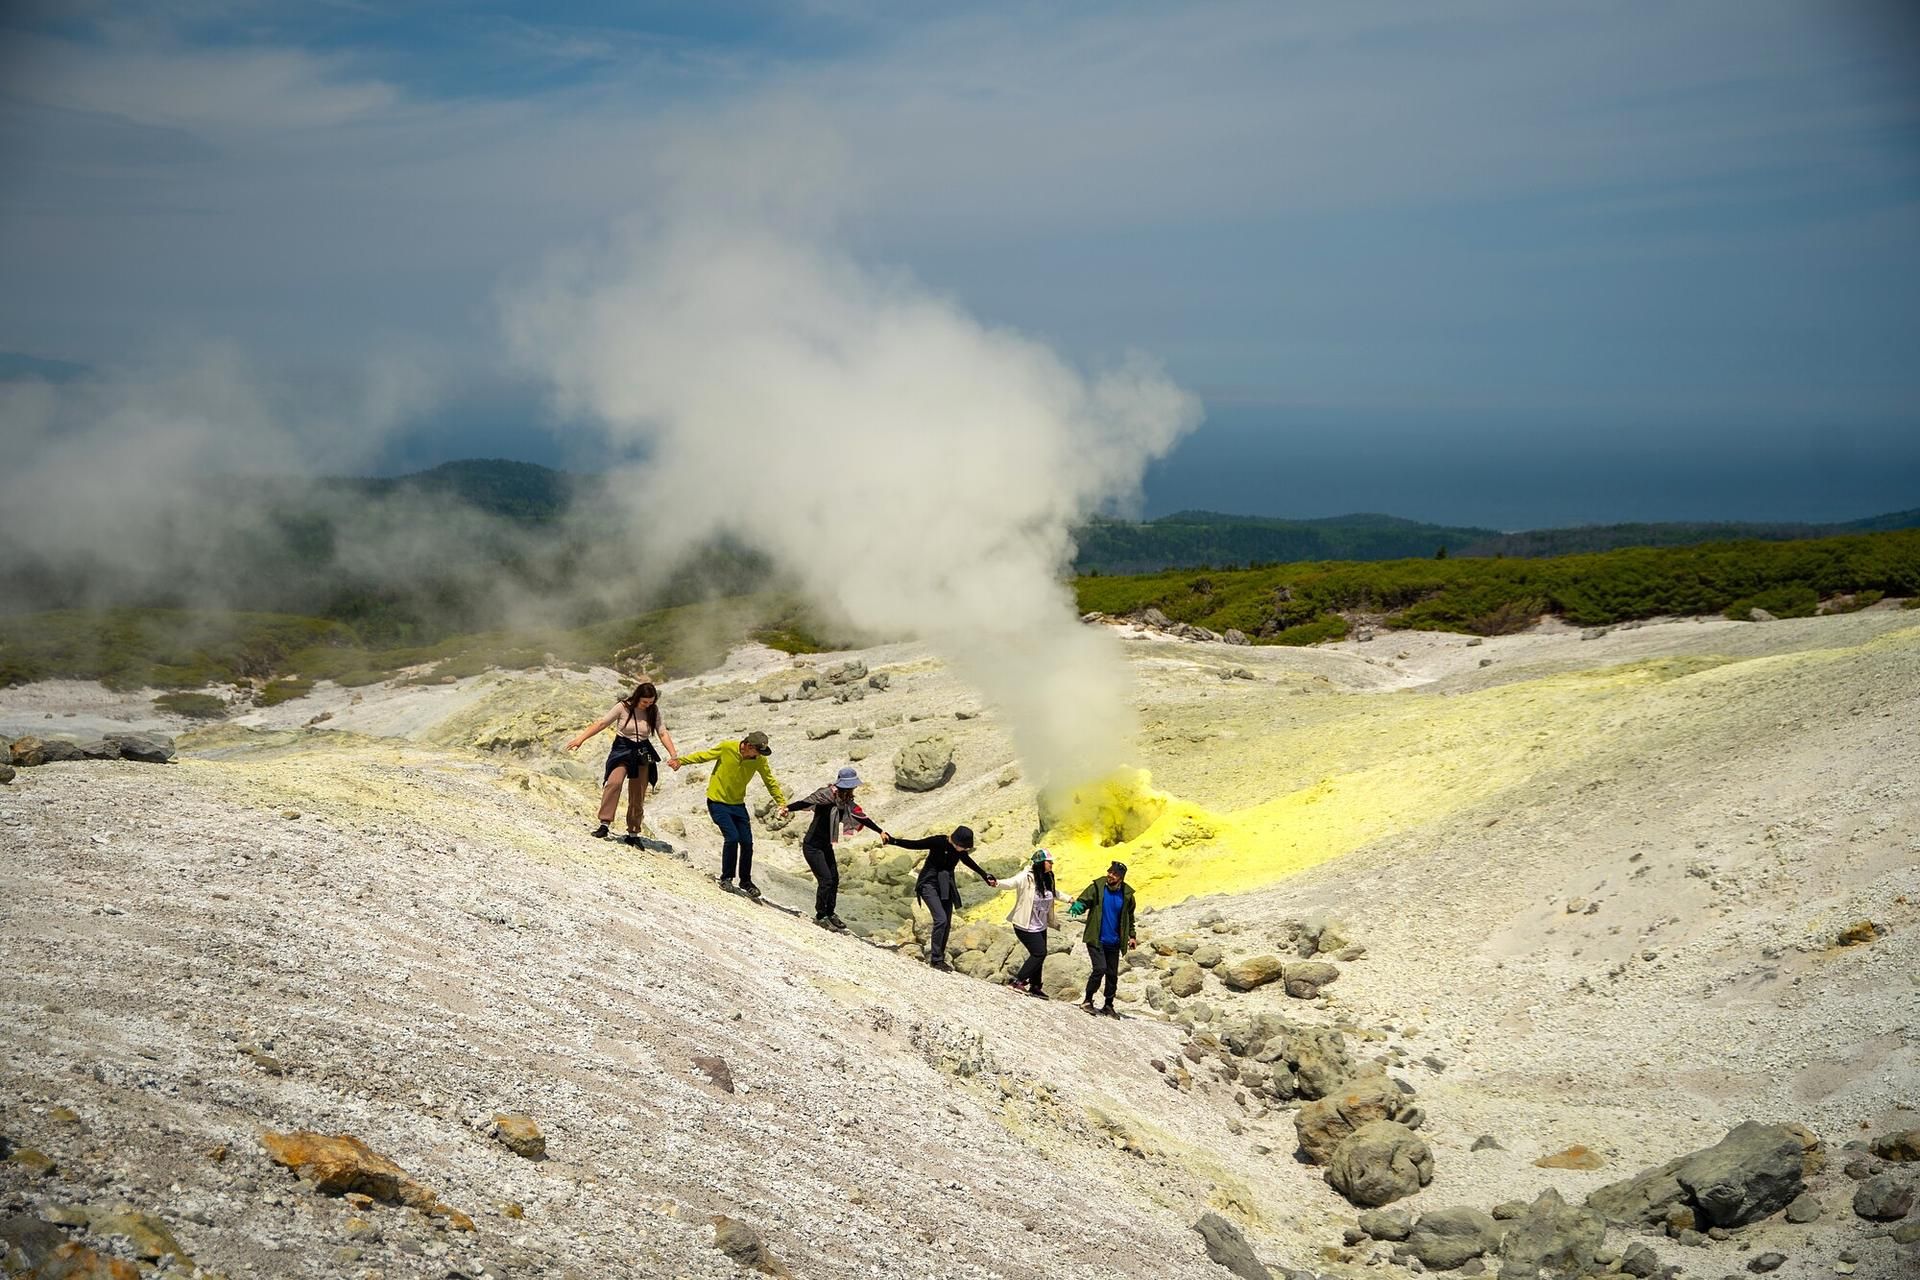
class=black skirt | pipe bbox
[604,736,659,785]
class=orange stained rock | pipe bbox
[260,1130,473,1230]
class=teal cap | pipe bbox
[1031,848,1052,864]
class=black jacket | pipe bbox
[785,786,883,849]
[892,833,991,887]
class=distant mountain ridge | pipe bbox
[314,459,1918,572]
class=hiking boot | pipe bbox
[1006,978,1028,993]
[718,878,742,895]
[1101,1005,1120,1019]
[929,959,953,972]
[622,832,643,847]
[741,882,763,901]
[1080,998,1097,1014]
[1026,987,1049,1000]
[814,915,835,930]
[826,915,848,932]
[591,823,610,839]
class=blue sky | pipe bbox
[2,1,1917,526]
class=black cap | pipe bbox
[951,825,975,849]
[1108,860,1127,877]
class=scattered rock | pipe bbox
[0,764,13,784]
[1219,954,1286,992]
[893,734,956,792]
[1851,1173,1913,1220]
[692,1056,736,1093]
[1192,1212,1274,1280]
[1587,1121,1815,1230]
[1784,1193,1821,1223]
[1326,1121,1434,1207]
[1405,1207,1501,1271]
[1836,921,1878,946]
[8,1148,55,1176]
[8,736,85,767]
[89,1210,190,1263]
[1168,962,1206,998]
[1870,1129,1919,1162]
[804,726,840,741]
[1283,961,1341,999]
[824,660,867,685]
[1746,1253,1786,1273]
[492,1113,545,1160]
[868,672,890,690]
[1223,629,1250,645]
[1358,1209,1414,1242]
[0,1216,140,1279]
[1490,1201,1527,1221]
[711,1215,792,1277]
[1537,1145,1608,1170]
[1497,1188,1606,1280]
[1620,1241,1661,1278]
[1748,607,1777,622]
[1889,1220,1920,1245]
[1472,1135,1505,1153]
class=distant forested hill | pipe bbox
[1072,507,1920,573]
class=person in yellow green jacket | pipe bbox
[669,730,786,900]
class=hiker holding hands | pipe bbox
[883,825,995,971]
[1067,860,1138,1016]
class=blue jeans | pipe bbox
[708,800,754,883]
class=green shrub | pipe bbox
[153,691,228,718]
[258,678,315,706]
[1268,615,1350,646]
[1723,585,1818,621]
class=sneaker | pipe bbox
[814,915,835,930]
[622,832,643,847]
[929,959,953,972]
[591,823,610,839]
[719,879,742,895]
[1026,987,1049,1001]
[1006,979,1028,992]
[1080,999,1097,1014]
[741,882,763,901]
[826,915,848,932]
[1101,1005,1120,1019]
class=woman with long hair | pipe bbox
[565,681,676,844]
[994,849,1062,997]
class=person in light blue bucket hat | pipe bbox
[781,765,888,932]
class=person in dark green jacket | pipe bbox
[1066,860,1137,1016]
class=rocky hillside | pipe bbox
[1,609,1916,1279]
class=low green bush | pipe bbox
[153,691,228,718]
[258,678,315,706]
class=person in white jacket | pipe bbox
[995,849,1063,998]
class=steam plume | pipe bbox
[505,134,1201,787]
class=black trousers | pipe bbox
[1084,942,1121,1006]
[1014,927,1048,986]
[803,842,839,918]
[917,875,956,962]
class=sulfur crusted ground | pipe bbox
[1,609,1915,1280]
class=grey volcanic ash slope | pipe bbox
[1,611,1917,1280]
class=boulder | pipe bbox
[88,1210,190,1263]
[710,1214,792,1278]
[0,764,13,785]
[893,734,956,792]
[1783,1193,1820,1223]
[1141,608,1171,628]
[1495,1188,1606,1280]
[1283,961,1340,998]
[1297,1077,1423,1165]
[1219,954,1286,992]
[1327,1121,1433,1207]
[1223,629,1250,645]
[1168,962,1206,998]
[1852,1173,1913,1221]
[1406,1207,1502,1270]
[105,732,176,764]
[260,1131,473,1229]
[1193,943,1226,968]
[824,659,867,685]
[1871,1129,1920,1162]
[1586,1121,1813,1230]
[1192,1212,1274,1280]
[1619,1242,1660,1278]
[9,736,85,767]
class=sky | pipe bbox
[2,0,1918,529]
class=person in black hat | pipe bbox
[1067,860,1137,1015]
[883,825,996,971]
